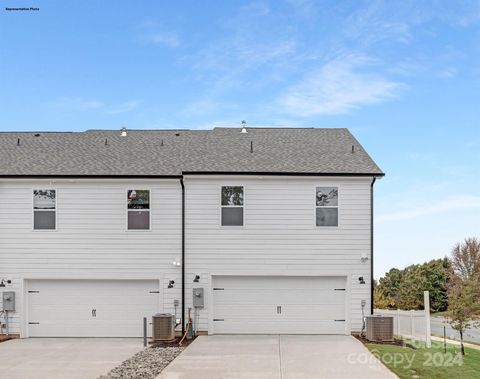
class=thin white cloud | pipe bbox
[77,100,104,110]
[377,195,480,223]
[50,97,140,115]
[142,32,179,48]
[278,55,401,116]
[106,100,141,115]
[137,21,180,48]
[184,99,219,115]
[439,68,457,78]
[50,97,105,111]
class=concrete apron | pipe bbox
[0,338,144,379]
[158,335,397,379]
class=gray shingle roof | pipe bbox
[0,128,384,176]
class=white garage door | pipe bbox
[27,279,159,337]
[212,276,347,334]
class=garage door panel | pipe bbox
[214,276,346,289]
[214,303,345,318]
[213,290,345,305]
[212,276,347,335]
[27,279,159,337]
[29,308,93,321]
[213,320,346,334]
[29,321,96,338]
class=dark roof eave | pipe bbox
[0,174,183,179]
[0,172,385,178]
[181,171,385,177]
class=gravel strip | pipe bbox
[98,346,184,379]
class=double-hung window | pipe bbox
[127,189,150,230]
[221,186,244,226]
[315,187,338,227]
[33,189,56,230]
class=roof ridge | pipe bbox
[0,131,74,134]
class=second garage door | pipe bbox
[212,276,347,334]
[27,279,159,337]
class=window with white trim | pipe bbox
[127,189,150,230]
[315,187,338,226]
[221,186,244,226]
[33,189,56,230]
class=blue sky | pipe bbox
[1,1,479,278]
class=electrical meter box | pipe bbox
[192,288,204,308]
[2,291,15,311]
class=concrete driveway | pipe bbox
[158,335,397,379]
[0,338,144,379]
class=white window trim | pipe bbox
[314,184,340,228]
[32,188,58,232]
[219,185,245,228]
[126,188,152,232]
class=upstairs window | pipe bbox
[221,186,244,226]
[316,187,338,227]
[127,190,150,230]
[33,189,56,230]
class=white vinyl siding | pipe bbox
[184,176,372,333]
[0,175,372,337]
[0,179,182,337]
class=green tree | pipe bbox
[377,259,449,311]
[414,258,450,311]
[378,268,403,301]
[373,285,395,309]
[451,237,480,281]
[447,237,480,355]
[448,277,480,355]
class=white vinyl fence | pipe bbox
[374,290,431,348]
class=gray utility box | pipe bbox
[2,291,15,311]
[193,288,204,308]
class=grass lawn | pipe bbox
[365,340,480,379]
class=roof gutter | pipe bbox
[0,172,385,179]
[0,175,183,179]
[182,171,385,177]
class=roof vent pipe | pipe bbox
[121,127,127,137]
[351,145,355,153]
[241,120,248,134]
[17,138,20,146]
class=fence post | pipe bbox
[424,291,431,348]
[395,309,400,335]
[410,310,415,340]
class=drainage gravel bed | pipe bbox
[98,346,184,379]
